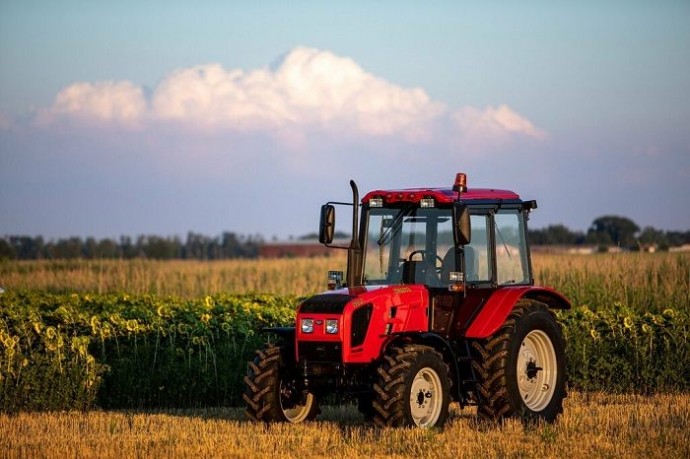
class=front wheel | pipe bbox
[243,344,320,423]
[472,300,567,423]
[372,344,451,428]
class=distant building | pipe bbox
[637,243,658,253]
[531,245,597,255]
[259,239,349,258]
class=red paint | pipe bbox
[362,187,520,205]
[259,242,338,258]
[464,286,571,338]
[296,283,571,365]
[296,285,430,364]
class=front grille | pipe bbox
[351,304,372,347]
[298,342,342,362]
[299,294,354,313]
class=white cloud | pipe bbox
[150,47,444,140]
[271,47,444,139]
[40,81,147,126]
[150,64,290,130]
[451,105,546,150]
[36,47,546,148]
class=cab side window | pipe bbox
[494,210,529,285]
[467,214,491,282]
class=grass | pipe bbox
[1,253,688,313]
[0,256,346,297]
[535,252,690,312]
[1,393,688,458]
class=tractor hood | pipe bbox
[296,284,430,364]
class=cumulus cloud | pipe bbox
[451,105,546,150]
[35,47,546,147]
[39,81,147,126]
[150,47,444,140]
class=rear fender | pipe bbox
[464,287,570,339]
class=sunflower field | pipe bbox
[0,292,297,412]
[1,253,689,412]
[1,292,688,412]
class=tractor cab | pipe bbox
[320,173,535,295]
[359,199,533,290]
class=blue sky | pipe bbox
[1,1,689,240]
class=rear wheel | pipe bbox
[243,344,319,423]
[472,300,567,423]
[372,344,450,428]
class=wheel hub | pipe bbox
[525,359,543,379]
[279,378,314,422]
[409,368,442,427]
[516,329,558,412]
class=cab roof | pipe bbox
[361,187,521,206]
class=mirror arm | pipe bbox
[349,180,360,251]
[347,180,362,287]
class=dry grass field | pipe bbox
[1,253,688,312]
[0,256,346,297]
[1,393,688,458]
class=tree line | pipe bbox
[0,232,263,260]
[1,215,689,260]
[529,215,690,250]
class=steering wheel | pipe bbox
[406,250,443,286]
[408,249,443,266]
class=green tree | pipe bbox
[637,226,668,250]
[529,224,585,245]
[49,237,83,259]
[93,239,119,258]
[587,215,639,248]
[0,238,16,259]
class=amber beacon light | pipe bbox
[453,172,467,193]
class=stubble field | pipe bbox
[1,393,688,458]
[1,252,689,457]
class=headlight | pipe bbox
[420,197,435,208]
[325,319,338,334]
[369,197,383,207]
[301,318,314,334]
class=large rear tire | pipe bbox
[243,344,320,423]
[372,344,451,428]
[472,300,567,423]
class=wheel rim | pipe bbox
[409,367,443,427]
[279,379,314,423]
[517,329,558,412]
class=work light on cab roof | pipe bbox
[244,170,570,429]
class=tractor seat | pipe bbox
[440,246,478,283]
[402,260,432,285]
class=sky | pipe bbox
[1,1,689,241]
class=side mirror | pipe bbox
[453,204,471,246]
[319,204,335,244]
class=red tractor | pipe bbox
[244,173,569,427]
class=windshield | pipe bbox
[363,206,455,286]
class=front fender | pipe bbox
[464,287,570,339]
[382,332,464,402]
